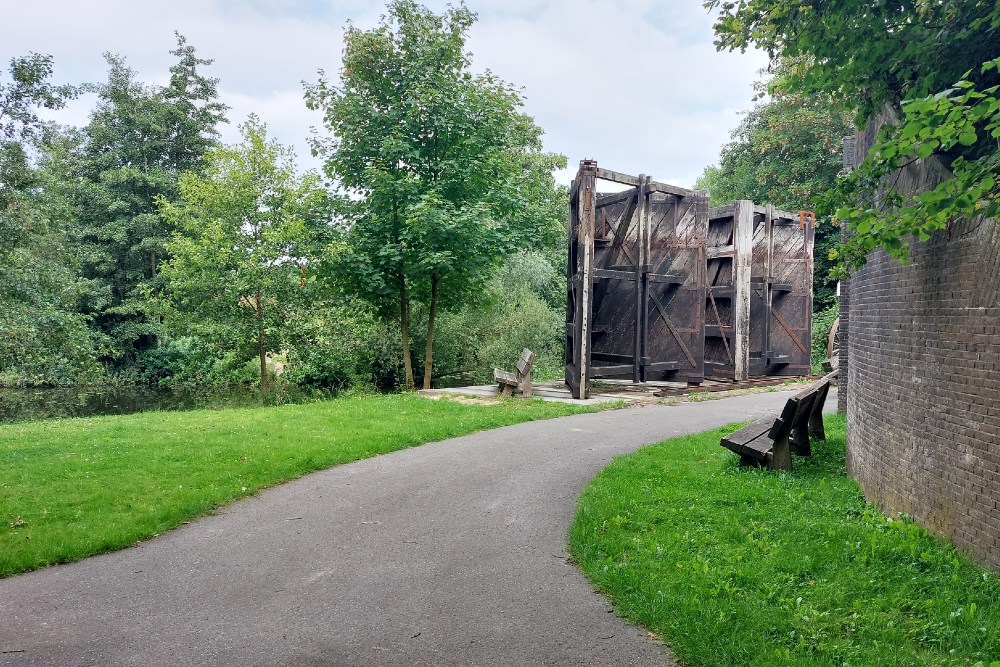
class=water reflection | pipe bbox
[0,385,334,425]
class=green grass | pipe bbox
[1,393,595,578]
[570,415,1000,667]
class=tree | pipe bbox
[1,53,76,258]
[695,60,854,309]
[73,35,228,367]
[705,1,1000,272]
[158,117,331,391]
[0,55,105,385]
[305,0,565,389]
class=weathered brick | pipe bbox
[842,119,1000,570]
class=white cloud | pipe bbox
[7,0,767,188]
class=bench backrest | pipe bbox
[516,348,536,377]
[768,377,831,441]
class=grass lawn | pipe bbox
[570,415,1000,667]
[1,393,595,578]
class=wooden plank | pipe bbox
[709,203,736,219]
[516,349,536,376]
[645,361,680,372]
[752,204,798,221]
[648,273,684,284]
[608,264,650,272]
[742,437,773,460]
[597,188,638,206]
[596,167,641,186]
[594,269,637,282]
[575,161,597,399]
[494,368,518,385]
[589,364,636,378]
[723,420,772,446]
[648,180,697,198]
[733,200,753,381]
[591,352,635,363]
[705,323,732,337]
[635,175,651,383]
[707,245,735,259]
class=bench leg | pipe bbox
[791,424,811,456]
[770,435,793,471]
[808,383,830,440]
[498,383,513,398]
[519,370,532,399]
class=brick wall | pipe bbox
[844,117,1000,568]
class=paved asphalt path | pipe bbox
[2,389,835,667]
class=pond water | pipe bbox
[0,385,334,425]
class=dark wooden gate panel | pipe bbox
[564,161,597,399]
[705,201,755,380]
[749,206,813,377]
[565,160,708,398]
[643,193,707,383]
[707,202,813,380]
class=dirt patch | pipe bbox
[421,392,500,406]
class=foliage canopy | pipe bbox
[706,1,1000,273]
[306,0,565,389]
[159,117,331,391]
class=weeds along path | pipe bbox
[0,390,832,667]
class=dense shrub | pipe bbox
[811,299,840,372]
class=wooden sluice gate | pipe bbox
[705,201,814,380]
[565,161,815,400]
[565,160,708,399]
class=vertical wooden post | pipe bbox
[803,209,815,373]
[733,200,753,381]
[763,204,775,365]
[574,161,597,399]
[634,175,650,383]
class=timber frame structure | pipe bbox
[565,160,709,399]
[705,201,814,380]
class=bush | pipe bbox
[811,299,840,372]
[283,303,402,391]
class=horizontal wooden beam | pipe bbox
[707,245,735,259]
[705,324,733,338]
[648,273,684,284]
[646,361,680,372]
[648,181,696,198]
[589,364,635,378]
[596,188,637,206]
[709,204,736,219]
[595,168,641,186]
[593,268,637,282]
[752,204,798,220]
[607,264,647,272]
[591,352,635,363]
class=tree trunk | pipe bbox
[399,278,415,390]
[256,290,267,393]
[423,275,439,390]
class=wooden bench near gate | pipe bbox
[494,348,536,398]
[720,370,837,470]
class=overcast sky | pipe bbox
[5,0,768,188]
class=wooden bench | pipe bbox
[494,348,536,398]
[720,370,837,470]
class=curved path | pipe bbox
[1,390,833,666]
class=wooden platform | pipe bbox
[421,375,823,404]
